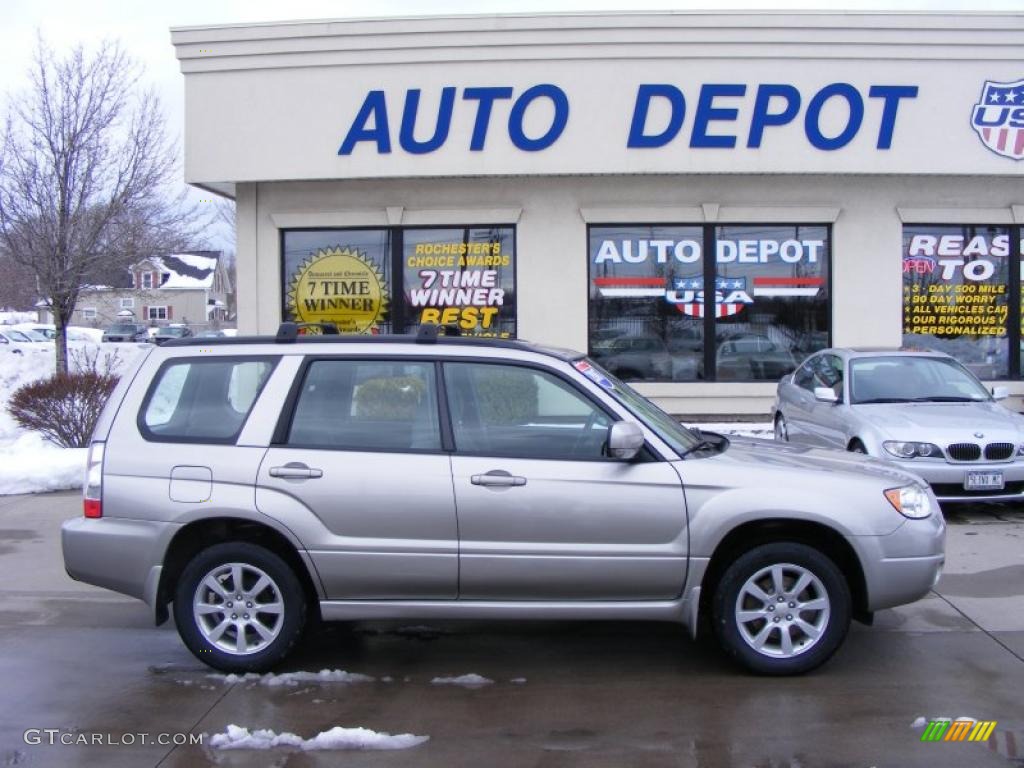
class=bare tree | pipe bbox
[0,37,197,372]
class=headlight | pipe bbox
[882,441,943,459]
[884,485,933,519]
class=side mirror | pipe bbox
[607,421,644,460]
[813,386,839,404]
[992,386,1009,401]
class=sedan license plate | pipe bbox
[965,471,1004,491]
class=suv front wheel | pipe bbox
[173,542,307,673]
[712,542,851,675]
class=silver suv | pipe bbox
[62,325,945,675]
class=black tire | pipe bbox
[712,542,851,675]
[173,542,307,673]
[848,439,867,454]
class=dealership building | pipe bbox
[171,12,1024,414]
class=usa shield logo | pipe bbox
[971,79,1024,161]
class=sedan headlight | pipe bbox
[882,441,943,459]
[884,485,933,519]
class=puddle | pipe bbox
[936,565,1024,598]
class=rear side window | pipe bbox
[286,360,441,452]
[140,358,277,443]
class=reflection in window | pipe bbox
[715,225,829,382]
[587,226,704,382]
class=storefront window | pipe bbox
[282,229,393,333]
[588,226,705,382]
[282,226,515,336]
[714,225,830,382]
[403,227,516,337]
[902,225,1010,380]
[587,224,829,382]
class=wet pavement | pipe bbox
[0,491,1022,767]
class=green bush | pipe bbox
[474,367,538,425]
[9,372,120,448]
[353,377,426,420]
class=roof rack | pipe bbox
[276,322,340,342]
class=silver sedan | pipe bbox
[772,348,1024,504]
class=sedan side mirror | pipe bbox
[607,421,645,460]
[813,386,839,404]
[992,386,1009,401]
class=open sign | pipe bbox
[902,256,936,274]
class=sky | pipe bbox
[2,0,1022,249]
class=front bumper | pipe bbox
[851,509,946,611]
[62,516,178,603]
[887,457,1024,502]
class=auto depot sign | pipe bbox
[339,82,919,156]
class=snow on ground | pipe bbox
[209,724,429,751]
[430,674,494,687]
[688,421,774,439]
[210,669,376,687]
[0,343,148,495]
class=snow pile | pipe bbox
[430,674,493,687]
[209,724,428,751]
[0,343,147,495]
[0,433,86,496]
[211,669,376,687]
[910,717,927,729]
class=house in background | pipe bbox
[39,251,233,330]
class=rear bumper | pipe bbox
[62,517,178,603]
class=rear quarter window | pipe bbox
[139,357,278,443]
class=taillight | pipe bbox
[83,441,104,518]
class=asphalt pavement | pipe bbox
[0,491,1022,768]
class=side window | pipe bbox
[287,360,440,452]
[793,359,815,390]
[141,358,277,443]
[444,362,612,460]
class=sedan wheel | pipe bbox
[712,543,850,675]
[774,414,788,442]
[174,542,306,672]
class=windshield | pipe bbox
[109,325,136,333]
[849,355,992,404]
[6,330,33,342]
[573,358,703,455]
[19,329,48,341]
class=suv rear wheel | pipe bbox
[712,542,850,675]
[173,542,306,672]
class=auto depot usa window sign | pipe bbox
[337,77,1023,162]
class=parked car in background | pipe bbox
[152,325,194,345]
[590,334,673,380]
[773,348,1024,504]
[195,329,227,339]
[63,325,944,676]
[0,328,50,353]
[102,323,149,343]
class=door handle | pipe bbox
[471,470,527,487]
[269,463,323,479]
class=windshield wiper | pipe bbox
[908,396,981,402]
[680,427,719,458]
[680,439,717,458]
[854,397,912,404]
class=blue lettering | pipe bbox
[805,83,864,151]
[690,84,746,148]
[338,91,391,155]
[399,87,456,155]
[868,85,918,149]
[463,87,514,151]
[973,105,1010,128]
[627,84,686,148]
[747,84,801,148]
[508,84,569,151]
